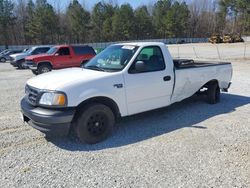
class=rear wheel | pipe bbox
[75,103,115,144]
[37,64,52,74]
[207,82,220,104]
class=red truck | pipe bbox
[25,45,96,75]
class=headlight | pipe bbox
[39,92,67,107]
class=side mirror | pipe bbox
[134,61,146,72]
[55,53,59,56]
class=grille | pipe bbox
[25,85,39,106]
[25,60,34,65]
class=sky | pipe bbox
[47,0,160,11]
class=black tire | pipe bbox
[17,64,23,69]
[207,82,220,104]
[75,103,115,144]
[0,57,6,63]
[37,64,52,74]
[20,60,26,69]
[31,70,38,75]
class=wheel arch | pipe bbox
[203,79,219,88]
[73,96,121,123]
[37,61,53,68]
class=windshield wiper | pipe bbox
[84,65,107,72]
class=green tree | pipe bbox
[217,0,250,34]
[152,0,172,38]
[66,0,90,43]
[164,2,190,37]
[0,0,15,47]
[26,0,58,44]
[91,2,116,42]
[134,6,154,39]
[24,0,35,44]
[112,4,135,41]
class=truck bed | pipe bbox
[173,59,231,69]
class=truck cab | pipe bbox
[21,42,232,144]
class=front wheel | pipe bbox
[0,57,6,63]
[37,64,52,74]
[75,103,115,144]
[31,70,38,75]
[207,82,220,104]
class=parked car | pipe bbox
[0,49,10,55]
[10,46,51,69]
[0,50,23,63]
[21,42,232,144]
[24,45,96,75]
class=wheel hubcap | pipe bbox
[42,67,49,73]
[87,113,107,136]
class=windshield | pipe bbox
[26,48,34,55]
[0,50,10,55]
[84,45,138,72]
[47,47,58,55]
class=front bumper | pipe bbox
[21,98,76,136]
[10,60,18,67]
[10,59,25,67]
[24,61,37,70]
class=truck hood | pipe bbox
[26,53,51,60]
[10,52,28,60]
[27,68,112,90]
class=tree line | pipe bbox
[0,0,249,46]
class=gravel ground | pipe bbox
[0,46,249,187]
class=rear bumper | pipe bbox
[222,82,232,92]
[21,98,76,136]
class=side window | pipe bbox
[73,46,96,55]
[83,47,96,55]
[34,47,49,54]
[129,46,165,73]
[39,47,50,53]
[58,47,70,56]
[31,48,40,55]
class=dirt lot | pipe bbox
[168,42,250,60]
[0,44,249,187]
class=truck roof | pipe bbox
[53,44,91,48]
[115,42,167,47]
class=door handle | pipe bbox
[163,76,171,81]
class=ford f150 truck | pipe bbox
[24,45,96,75]
[21,42,232,144]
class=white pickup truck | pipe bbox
[21,42,232,144]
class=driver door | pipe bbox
[56,47,73,68]
[124,46,174,115]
